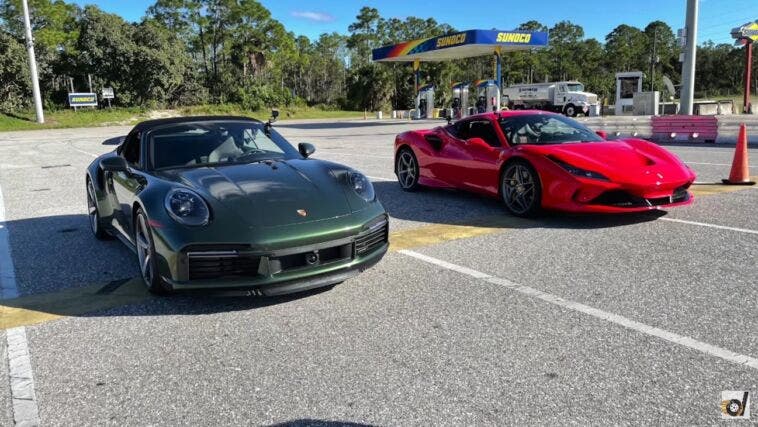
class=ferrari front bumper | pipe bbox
[544,177,695,213]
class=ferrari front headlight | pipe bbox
[550,157,609,181]
[348,171,375,202]
[164,188,210,226]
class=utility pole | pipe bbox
[650,27,658,115]
[21,0,44,124]
[680,0,698,115]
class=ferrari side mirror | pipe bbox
[100,156,128,172]
[298,142,316,158]
[596,130,608,140]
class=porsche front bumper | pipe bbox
[155,213,389,295]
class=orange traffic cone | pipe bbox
[722,123,756,185]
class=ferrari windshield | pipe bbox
[149,121,300,170]
[499,114,603,145]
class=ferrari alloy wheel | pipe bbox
[501,161,542,217]
[396,148,420,191]
[135,210,171,294]
[87,179,110,240]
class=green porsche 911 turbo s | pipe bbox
[85,114,389,295]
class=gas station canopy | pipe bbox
[372,29,549,62]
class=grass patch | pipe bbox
[0,105,367,132]
[0,108,148,132]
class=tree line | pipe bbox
[0,1,755,114]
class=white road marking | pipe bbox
[659,217,758,235]
[399,249,758,371]
[686,161,755,168]
[0,179,41,425]
[318,152,393,159]
[367,175,395,182]
[69,146,99,158]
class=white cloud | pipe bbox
[291,11,335,23]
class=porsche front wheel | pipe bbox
[396,148,420,191]
[501,161,542,217]
[135,210,171,295]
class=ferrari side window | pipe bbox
[467,120,500,147]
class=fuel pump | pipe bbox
[451,82,469,119]
[417,84,435,119]
[475,80,500,113]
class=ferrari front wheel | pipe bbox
[396,148,420,191]
[135,210,172,295]
[501,161,542,217]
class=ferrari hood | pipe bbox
[157,160,353,228]
[527,140,693,185]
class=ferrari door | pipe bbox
[445,119,503,194]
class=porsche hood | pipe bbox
[156,160,358,228]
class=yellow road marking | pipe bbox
[690,177,757,197]
[0,279,149,330]
[389,216,526,252]
[0,180,755,330]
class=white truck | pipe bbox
[502,81,598,117]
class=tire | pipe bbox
[564,104,577,117]
[134,209,172,295]
[725,399,743,416]
[500,160,542,218]
[86,178,111,240]
[396,148,421,192]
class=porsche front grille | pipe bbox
[355,220,388,256]
[187,252,260,280]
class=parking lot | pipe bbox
[0,119,756,424]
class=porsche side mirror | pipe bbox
[466,137,491,149]
[100,156,128,172]
[596,130,608,140]
[298,142,316,158]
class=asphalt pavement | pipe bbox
[0,118,756,425]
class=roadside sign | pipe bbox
[102,87,114,99]
[731,21,758,43]
[68,92,98,108]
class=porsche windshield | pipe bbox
[149,121,300,170]
[499,114,603,145]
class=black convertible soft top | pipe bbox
[130,115,262,133]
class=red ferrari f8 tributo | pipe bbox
[394,111,696,217]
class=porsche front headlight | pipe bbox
[348,171,375,202]
[164,188,210,226]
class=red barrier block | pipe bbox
[651,115,718,143]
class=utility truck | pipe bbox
[502,81,598,117]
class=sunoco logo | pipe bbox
[436,33,466,48]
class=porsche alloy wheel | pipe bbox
[501,161,541,217]
[135,210,171,294]
[396,149,420,191]
[87,179,109,240]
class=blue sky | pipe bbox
[70,0,756,45]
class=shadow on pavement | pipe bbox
[372,181,667,230]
